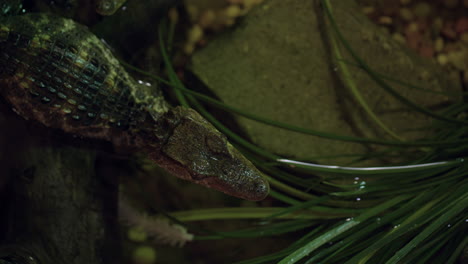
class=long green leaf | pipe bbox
[278,195,409,264]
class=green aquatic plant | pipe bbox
[122,1,468,263]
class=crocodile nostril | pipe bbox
[252,177,270,200]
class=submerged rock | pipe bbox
[191,0,461,165]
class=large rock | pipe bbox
[191,0,460,165]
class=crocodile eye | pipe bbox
[97,0,115,13]
[103,2,113,11]
[205,134,228,155]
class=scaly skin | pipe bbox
[0,12,269,201]
[0,0,22,17]
[95,0,127,16]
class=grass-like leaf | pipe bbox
[118,2,468,263]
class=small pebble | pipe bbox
[187,24,203,44]
[418,70,431,81]
[399,8,414,21]
[199,10,216,28]
[168,8,179,24]
[362,6,375,15]
[407,22,419,33]
[183,43,195,54]
[447,50,468,70]
[359,0,467,84]
[378,16,393,25]
[392,32,406,44]
[185,4,199,22]
[437,54,449,65]
[461,32,468,43]
[434,37,444,52]
[224,5,242,18]
[412,2,431,18]
[244,0,264,10]
[224,17,236,27]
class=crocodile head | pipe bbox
[149,107,269,201]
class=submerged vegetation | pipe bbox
[123,0,467,263]
[0,0,465,263]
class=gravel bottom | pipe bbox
[359,0,468,86]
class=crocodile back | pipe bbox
[0,12,270,201]
[0,13,168,142]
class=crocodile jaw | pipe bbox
[150,107,269,201]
